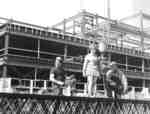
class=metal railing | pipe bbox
[1,77,150,100]
[0,93,150,113]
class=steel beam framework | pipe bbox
[52,10,150,51]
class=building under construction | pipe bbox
[0,10,150,113]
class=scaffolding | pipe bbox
[52,10,150,52]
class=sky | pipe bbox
[0,0,148,27]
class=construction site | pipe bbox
[0,0,150,112]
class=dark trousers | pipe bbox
[51,83,63,114]
[105,83,122,99]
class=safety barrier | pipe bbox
[0,77,150,100]
[0,93,150,113]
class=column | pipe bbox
[125,55,128,71]
[142,59,144,72]
[108,53,111,62]
[2,34,9,77]
[63,19,66,33]
[140,11,144,51]
[34,39,40,80]
[64,45,68,60]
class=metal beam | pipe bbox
[2,34,9,78]
[0,16,49,30]
[51,12,82,28]
[83,11,115,23]
[143,13,150,20]
[140,11,144,51]
[111,22,150,39]
[119,12,140,22]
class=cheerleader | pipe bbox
[82,43,100,97]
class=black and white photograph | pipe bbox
[0,0,150,113]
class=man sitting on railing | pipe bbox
[49,57,66,95]
[106,62,128,99]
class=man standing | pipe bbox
[106,62,128,98]
[50,57,66,95]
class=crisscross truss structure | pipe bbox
[0,93,150,114]
[52,10,150,52]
